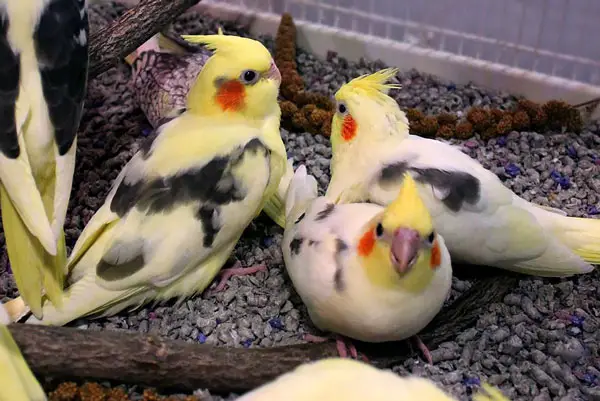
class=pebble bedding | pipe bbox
[2,2,600,401]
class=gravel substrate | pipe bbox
[2,2,600,400]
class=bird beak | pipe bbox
[267,60,282,83]
[390,227,421,275]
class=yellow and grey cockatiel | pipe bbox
[122,28,290,228]
[326,68,600,277]
[6,32,287,326]
[0,0,89,319]
[0,303,47,401]
[281,164,452,363]
[236,357,510,401]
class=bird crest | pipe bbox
[181,31,262,57]
[336,68,402,101]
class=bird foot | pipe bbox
[412,335,433,364]
[302,333,369,362]
[211,261,267,292]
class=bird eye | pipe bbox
[240,69,259,84]
[337,101,348,114]
[375,223,384,238]
[427,231,435,244]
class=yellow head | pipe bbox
[181,33,282,121]
[330,68,409,155]
[356,173,441,292]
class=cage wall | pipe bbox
[115,0,600,104]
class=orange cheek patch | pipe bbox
[215,80,246,112]
[341,115,357,141]
[357,229,375,257]
[430,240,441,269]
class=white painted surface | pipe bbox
[113,0,600,103]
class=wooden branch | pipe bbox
[89,0,201,79]
[8,273,519,393]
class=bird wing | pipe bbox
[69,121,272,292]
[34,0,89,238]
[364,136,551,264]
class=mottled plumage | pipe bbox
[282,165,452,361]
[124,31,291,229]
[129,49,210,128]
[0,0,89,318]
[327,68,600,277]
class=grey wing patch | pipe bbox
[196,205,221,248]
[294,212,306,225]
[110,138,268,217]
[377,162,481,212]
[96,254,145,282]
[409,167,481,212]
[34,0,89,156]
[289,237,304,256]
[379,162,408,186]
[132,51,208,129]
[333,238,348,292]
[314,202,335,221]
[0,8,21,159]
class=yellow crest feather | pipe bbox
[336,67,401,100]
[381,173,432,235]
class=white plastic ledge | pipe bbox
[188,2,600,105]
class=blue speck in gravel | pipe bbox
[447,83,456,90]
[141,127,151,137]
[261,236,274,247]
[570,315,585,327]
[504,163,520,177]
[242,339,253,348]
[463,376,481,386]
[567,145,577,158]
[559,176,571,189]
[587,205,600,215]
[582,373,598,386]
[497,136,507,146]
[550,170,562,182]
[197,333,207,344]
[269,318,284,330]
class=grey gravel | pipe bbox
[3,2,600,400]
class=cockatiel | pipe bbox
[123,28,290,229]
[6,32,287,326]
[0,303,47,401]
[236,357,510,401]
[0,0,89,318]
[124,31,212,129]
[282,164,452,363]
[326,68,600,277]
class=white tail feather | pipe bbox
[285,164,319,224]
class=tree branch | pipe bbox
[89,0,201,79]
[8,273,519,393]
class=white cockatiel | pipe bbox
[236,357,510,401]
[0,303,47,401]
[326,68,600,277]
[0,0,89,318]
[5,32,287,326]
[281,164,452,363]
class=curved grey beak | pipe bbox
[390,227,421,274]
[267,60,282,83]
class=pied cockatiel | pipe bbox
[0,0,89,318]
[281,163,452,363]
[326,68,599,277]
